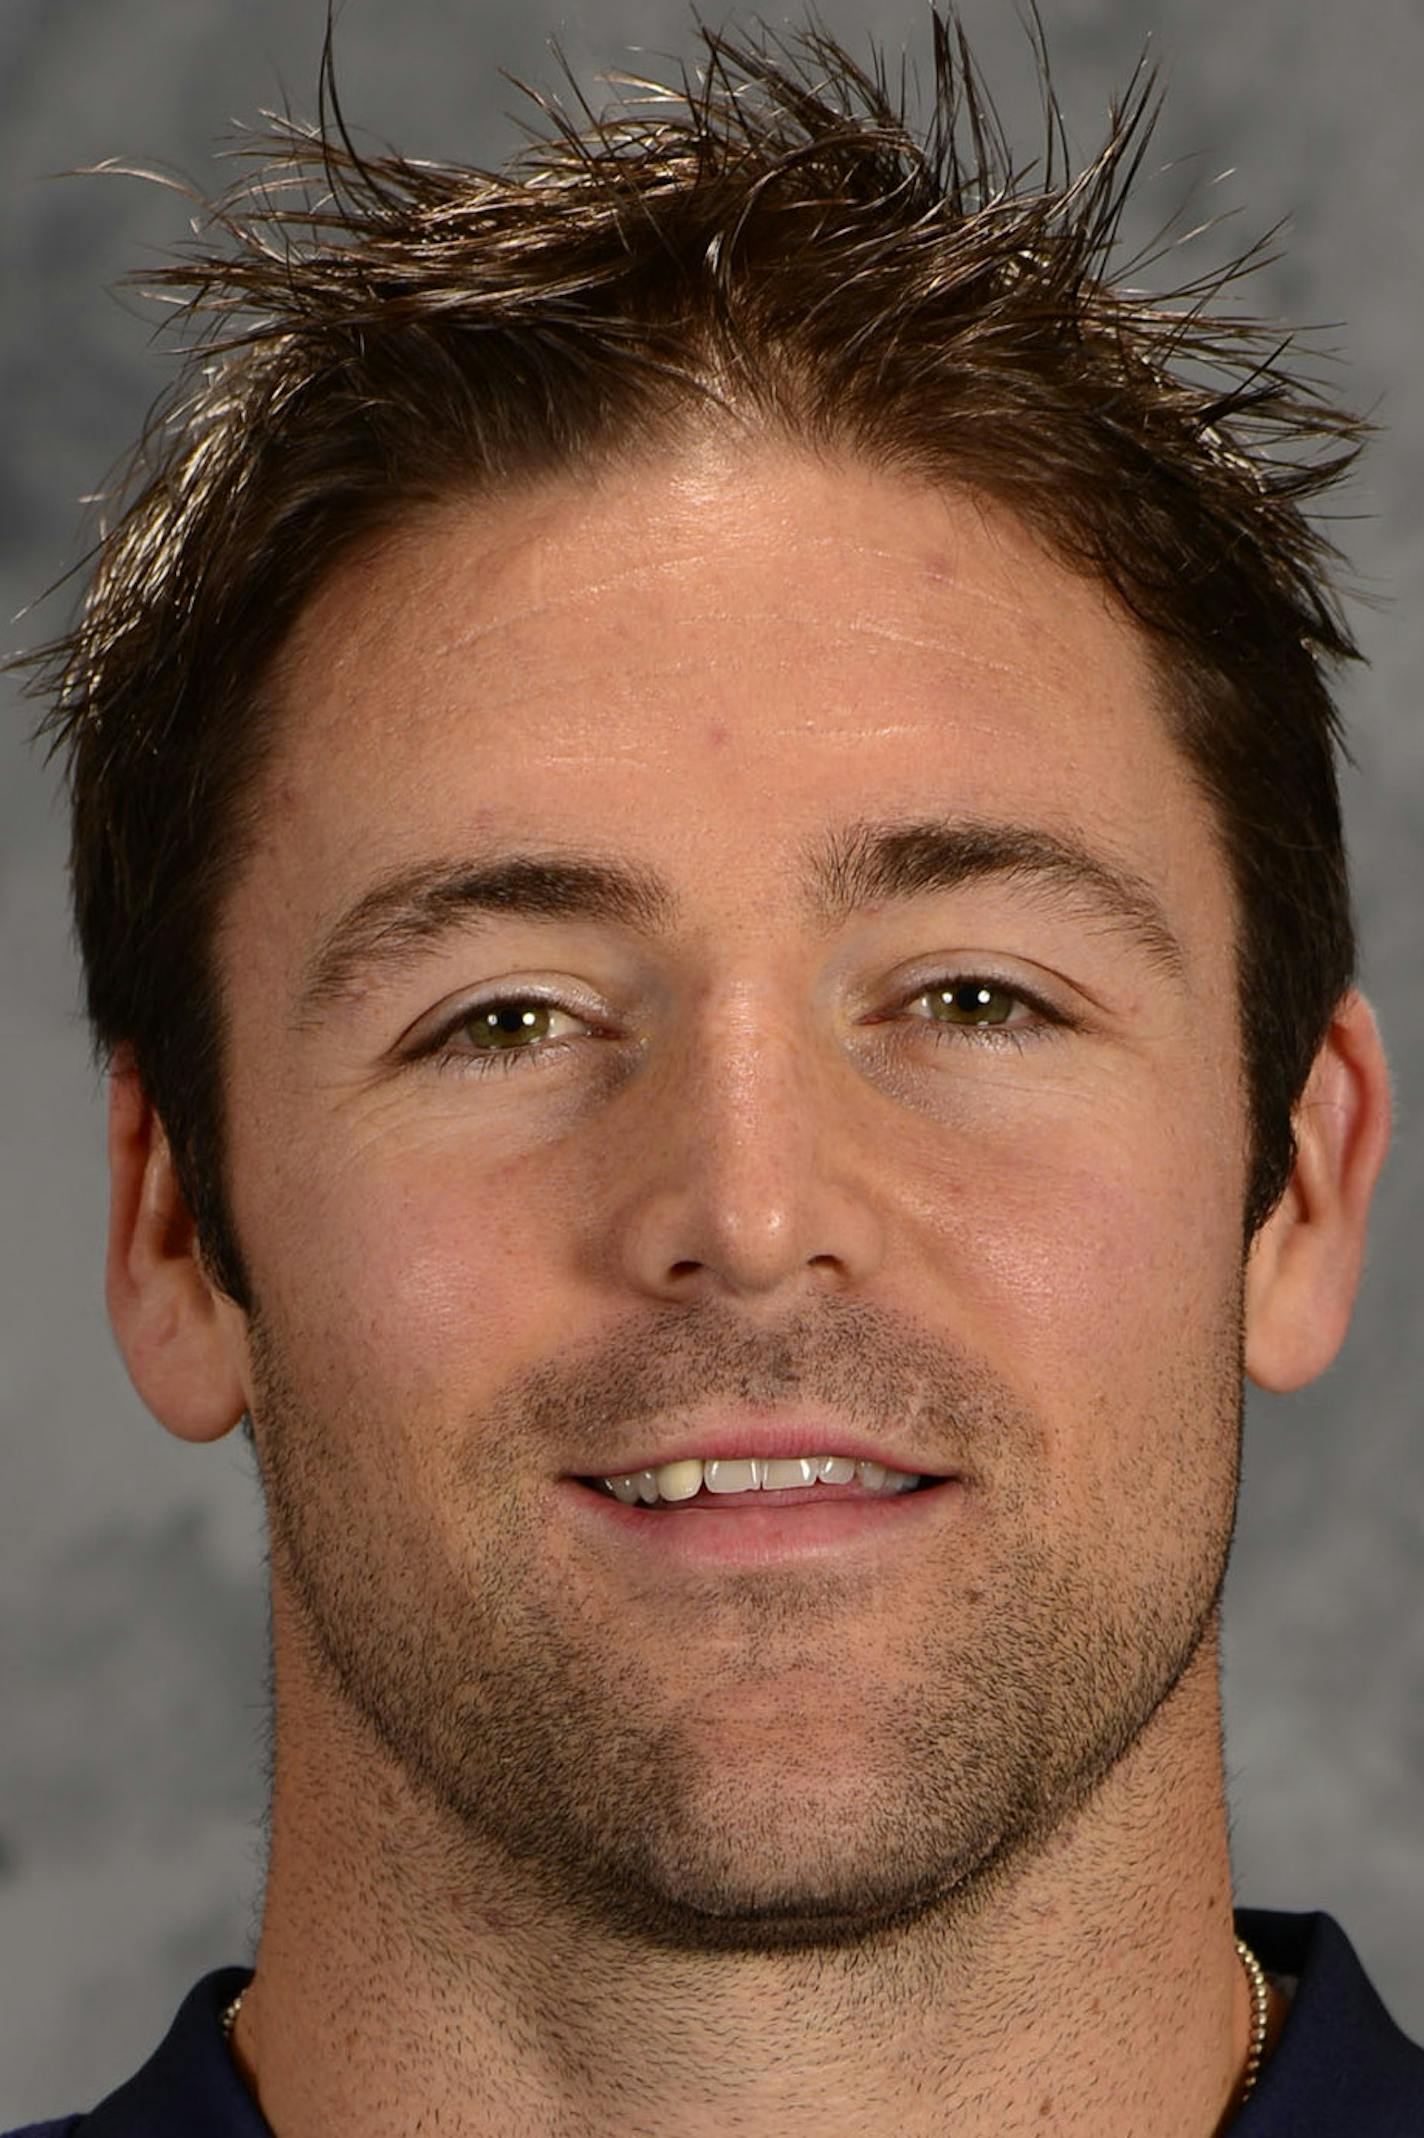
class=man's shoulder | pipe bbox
[0,1966,262,2138]
[1239,1906,1424,2134]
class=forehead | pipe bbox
[253,443,1224,946]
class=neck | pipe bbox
[231,1611,1258,2138]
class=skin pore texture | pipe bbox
[108,442,1389,2136]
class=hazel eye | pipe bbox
[456,1000,588,1053]
[406,990,606,1081]
[910,980,1023,1027]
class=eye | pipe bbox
[912,980,1019,1026]
[426,996,596,1074]
[901,975,1062,1042]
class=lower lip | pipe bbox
[557,1477,966,1568]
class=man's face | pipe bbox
[220,446,1247,1949]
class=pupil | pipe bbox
[479,1004,548,1047]
[934,983,1010,1024]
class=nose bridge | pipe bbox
[708,976,804,1125]
[696,981,812,1208]
[610,975,884,1303]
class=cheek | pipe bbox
[896,1080,1246,1432]
[909,1138,1244,1572]
[240,1124,579,1411]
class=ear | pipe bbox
[1245,991,1392,1393]
[105,1055,248,1442]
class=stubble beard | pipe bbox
[248,1291,1242,1959]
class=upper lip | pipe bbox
[572,1413,955,1480]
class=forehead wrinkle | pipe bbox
[415,509,1073,658]
[829,620,1027,670]
[435,666,1032,734]
[436,554,719,652]
[458,583,1057,650]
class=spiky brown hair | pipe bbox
[24,11,1365,1305]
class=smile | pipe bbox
[588,1454,932,1505]
[562,1458,963,1568]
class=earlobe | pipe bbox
[1245,991,1392,1394]
[105,1057,248,1442]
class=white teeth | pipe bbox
[705,1458,764,1493]
[599,1455,925,1504]
[763,1457,818,1490]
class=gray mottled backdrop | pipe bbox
[2,0,1420,2121]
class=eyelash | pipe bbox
[415,976,1067,1078]
[423,1003,594,1078]
[906,979,1067,1054]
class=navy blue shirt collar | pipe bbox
[14,1909,1423,2136]
[1235,1909,1424,2132]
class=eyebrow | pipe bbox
[806,818,1186,975]
[297,852,676,1020]
[296,814,1185,1021]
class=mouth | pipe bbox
[563,1453,963,1567]
[577,1454,944,1508]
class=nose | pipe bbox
[608,993,886,1307]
